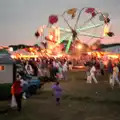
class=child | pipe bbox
[52,82,62,105]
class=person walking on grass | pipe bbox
[52,82,62,105]
[11,74,23,112]
[90,64,98,84]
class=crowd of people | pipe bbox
[16,57,70,82]
[10,56,120,112]
[85,57,120,89]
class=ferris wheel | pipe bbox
[35,7,114,53]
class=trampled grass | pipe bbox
[0,70,120,120]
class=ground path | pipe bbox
[0,71,120,120]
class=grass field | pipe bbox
[0,70,120,120]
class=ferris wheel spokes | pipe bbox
[60,28,71,33]
[78,32,103,38]
[74,7,86,30]
[65,36,72,53]
[76,23,103,32]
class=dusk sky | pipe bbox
[0,0,120,46]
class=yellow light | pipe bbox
[48,44,54,49]
[49,35,53,40]
[103,24,111,36]
[87,52,91,55]
[53,54,63,58]
[77,44,82,49]
[108,55,118,59]
[11,55,16,59]
[20,55,38,58]
[9,47,13,52]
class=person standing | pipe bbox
[107,59,113,79]
[111,64,120,88]
[11,74,23,111]
[100,60,104,76]
[90,64,98,83]
[20,79,28,99]
[68,61,73,70]
[86,65,91,83]
[25,61,33,75]
[56,64,63,80]
[62,62,68,80]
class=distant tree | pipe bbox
[34,44,39,47]
[100,43,120,49]
[9,44,30,51]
